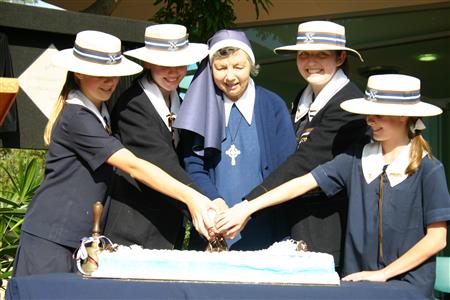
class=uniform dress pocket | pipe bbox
[384,190,421,232]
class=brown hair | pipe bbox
[405,117,433,176]
[43,72,78,146]
[335,50,349,74]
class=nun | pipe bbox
[175,29,296,250]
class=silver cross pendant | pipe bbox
[225,144,240,166]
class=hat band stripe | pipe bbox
[73,44,122,65]
[297,33,346,47]
[365,89,420,103]
[145,36,189,51]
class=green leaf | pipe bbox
[1,165,19,194]
[8,218,24,232]
[0,270,13,279]
[0,244,18,257]
[150,0,256,42]
[0,207,27,215]
[0,196,20,208]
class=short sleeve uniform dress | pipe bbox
[20,97,123,258]
[311,142,450,297]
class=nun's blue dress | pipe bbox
[182,85,296,250]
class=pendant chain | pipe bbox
[227,114,243,144]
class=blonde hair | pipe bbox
[405,117,433,176]
[44,72,78,146]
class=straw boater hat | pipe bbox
[124,24,208,67]
[274,20,363,62]
[53,30,143,76]
[341,74,443,117]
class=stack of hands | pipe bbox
[189,197,251,242]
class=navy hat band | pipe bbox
[365,88,420,103]
[145,35,189,51]
[73,44,122,65]
[297,32,346,47]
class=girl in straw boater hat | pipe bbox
[103,24,212,250]
[14,30,216,276]
[216,74,450,298]
[241,20,369,269]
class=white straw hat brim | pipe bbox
[274,44,363,62]
[124,43,208,67]
[340,98,443,117]
[53,48,143,77]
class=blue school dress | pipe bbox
[311,142,450,297]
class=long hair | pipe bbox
[43,72,78,146]
[405,117,433,176]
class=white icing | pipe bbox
[90,240,340,285]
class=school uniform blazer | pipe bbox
[246,81,368,199]
[104,81,194,250]
[245,81,369,265]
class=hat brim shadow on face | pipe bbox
[53,48,143,77]
[124,43,209,67]
[340,98,443,117]
[274,44,363,62]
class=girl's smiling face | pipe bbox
[145,63,187,94]
[296,50,346,94]
[74,73,119,108]
[366,115,409,142]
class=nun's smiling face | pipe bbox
[212,49,252,101]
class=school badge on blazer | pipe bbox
[298,127,314,145]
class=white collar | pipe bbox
[66,89,110,129]
[361,142,427,187]
[139,76,181,131]
[295,69,349,122]
[224,78,256,126]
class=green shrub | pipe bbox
[0,149,45,281]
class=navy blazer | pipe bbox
[245,81,369,265]
[104,81,193,250]
[246,81,369,199]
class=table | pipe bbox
[6,273,428,299]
